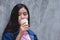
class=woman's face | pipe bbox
[18,7,28,24]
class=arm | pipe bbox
[16,32,23,40]
[16,22,29,40]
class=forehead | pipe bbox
[18,7,27,13]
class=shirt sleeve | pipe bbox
[3,32,13,40]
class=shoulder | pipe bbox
[28,29,38,40]
[2,32,13,40]
[28,29,35,35]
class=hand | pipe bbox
[16,23,29,40]
[19,22,29,34]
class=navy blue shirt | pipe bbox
[3,29,38,40]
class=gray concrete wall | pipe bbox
[0,0,60,40]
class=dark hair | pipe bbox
[2,3,30,39]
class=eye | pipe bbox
[23,12,28,16]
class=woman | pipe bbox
[2,3,38,40]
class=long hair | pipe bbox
[2,3,30,40]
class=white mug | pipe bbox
[20,19,28,25]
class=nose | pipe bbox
[21,14,24,19]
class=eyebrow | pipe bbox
[18,12,27,15]
[23,12,27,13]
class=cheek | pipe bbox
[18,16,21,21]
[25,15,28,19]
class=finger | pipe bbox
[22,24,29,27]
[24,26,29,30]
[21,26,28,31]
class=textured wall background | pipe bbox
[0,0,60,40]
